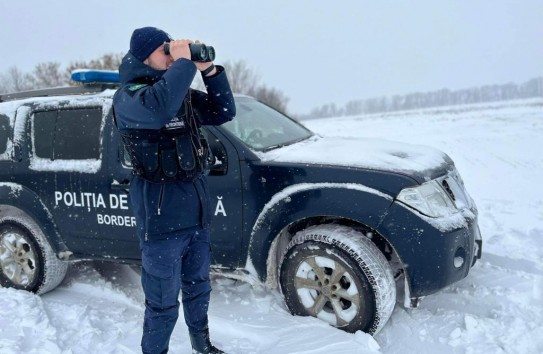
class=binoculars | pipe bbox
[163,42,215,62]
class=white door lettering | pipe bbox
[214,196,227,216]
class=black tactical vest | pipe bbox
[117,94,213,183]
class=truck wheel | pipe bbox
[0,216,67,294]
[279,225,396,334]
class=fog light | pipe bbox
[454,247,466,268]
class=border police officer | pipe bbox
[113,27,235,354]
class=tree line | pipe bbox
[0,53,289,114]
[301,76,543,120]
[2,54,541,119]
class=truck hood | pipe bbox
[257,136,453,182]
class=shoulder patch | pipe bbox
[128,84,148,91]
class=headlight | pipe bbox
[396,180,457,218]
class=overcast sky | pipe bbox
[1,0,542,113]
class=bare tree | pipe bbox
[222,60,260,95]
[33,62,65,89]
[192,59,261,93]
[0,67,35,93]
[0,73,8,94]
[221,59,290,114]
[251,85,290,113]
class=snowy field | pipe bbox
[1,98,542,354]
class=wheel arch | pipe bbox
[246,183,402,285]
[0,183,70,259]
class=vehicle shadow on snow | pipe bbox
[58,260,144,304]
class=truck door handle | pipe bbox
[111,180,130,191]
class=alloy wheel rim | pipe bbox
[294,255,361,327]
[0,231,37,286]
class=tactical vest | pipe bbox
[117,93,213,183]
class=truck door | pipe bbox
[94,107,139,260]
[14,100,112,257]
[100,114,244,268]
[203,127,244,269]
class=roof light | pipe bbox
[71,70,120,84]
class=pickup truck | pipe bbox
[0,70,482,334]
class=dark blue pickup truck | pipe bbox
[0,71,481,335]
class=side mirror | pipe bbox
[209,156,227,176]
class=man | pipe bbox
[113,26,235,354]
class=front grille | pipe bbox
[439,170,473,210]
[441,180,456,201]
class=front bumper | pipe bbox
[378,202,482,298]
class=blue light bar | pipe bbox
[71,70,120,84]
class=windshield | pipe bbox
[221,97,313,151]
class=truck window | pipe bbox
[33,108,102,160]
[0,114,9,157]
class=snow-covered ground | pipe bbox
[1,98,542,354]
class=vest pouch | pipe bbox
[175,135,196,171]
[161,148,178,178]
[141,141,159,174]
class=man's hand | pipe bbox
[168,39,217,76]
[167,40,192,61]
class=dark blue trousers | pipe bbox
[139,229,212,354]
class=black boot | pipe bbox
[189,328,225,354]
